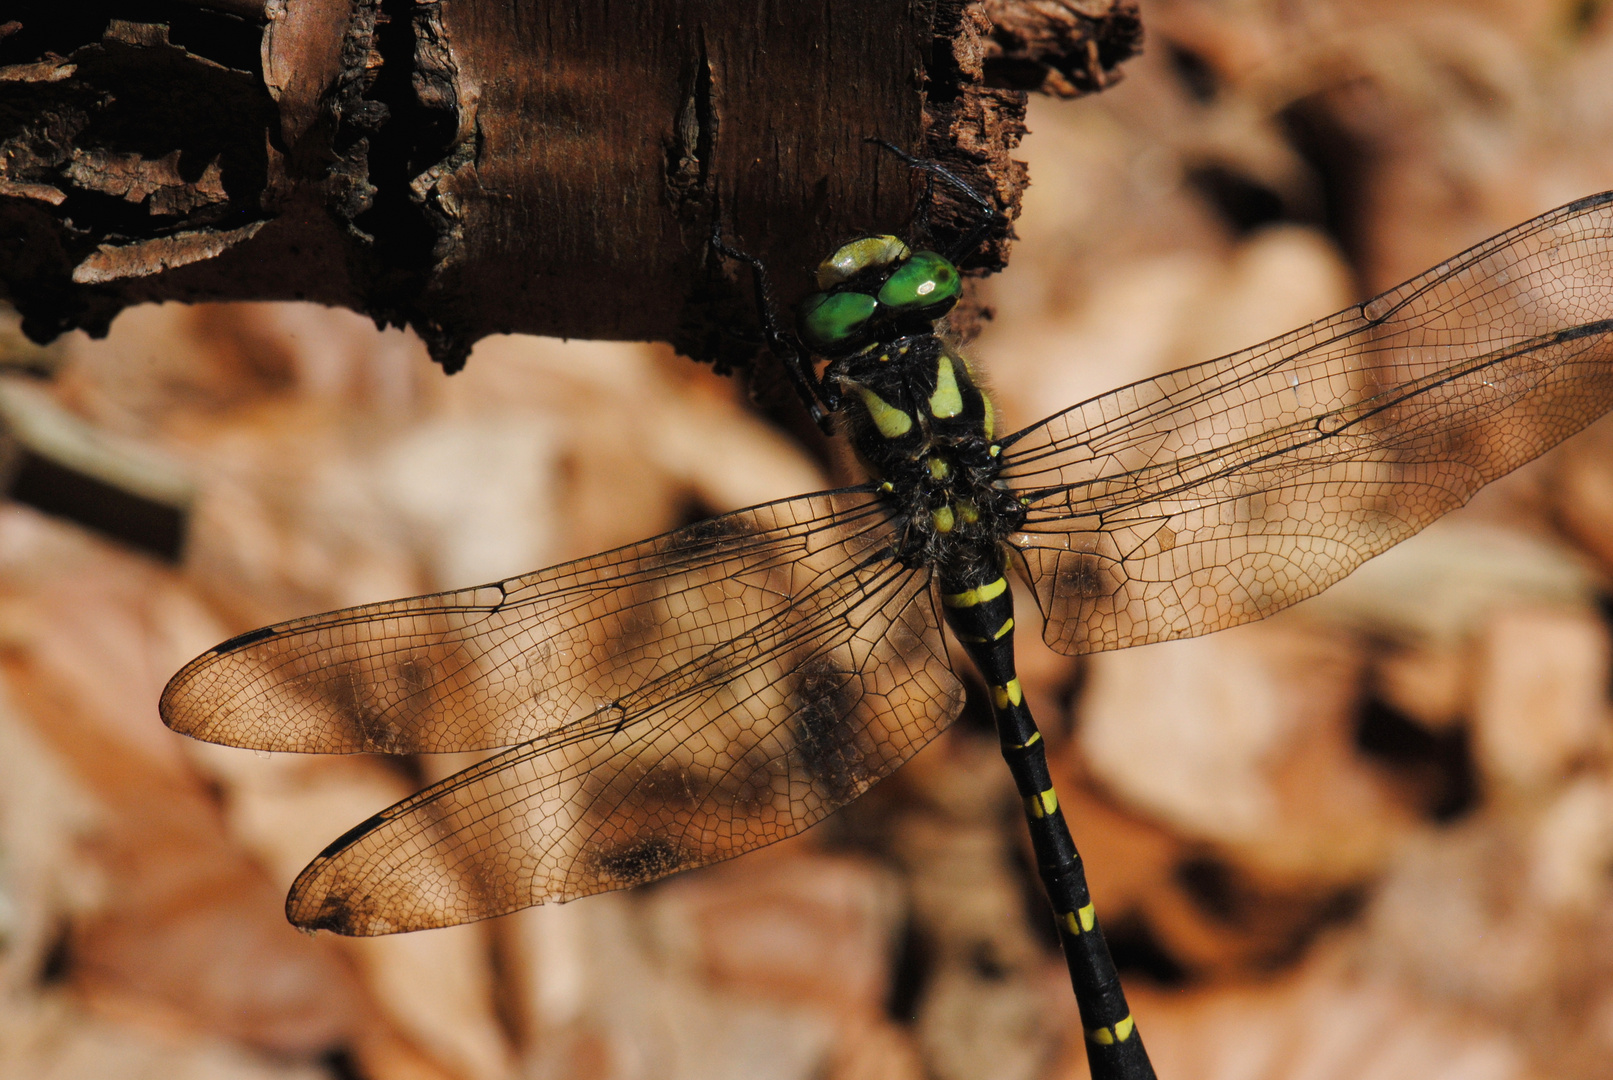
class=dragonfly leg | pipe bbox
[865,138,1005,268]
[708,215,837,431]
[940,571,1157,1080]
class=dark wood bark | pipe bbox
[0,1,1141,372]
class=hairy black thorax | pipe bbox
[825,330,1025,584]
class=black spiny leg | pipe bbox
[866,138,1005,267]
[709,218,838,431]
[939,570,1157,1080]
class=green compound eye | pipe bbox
[877,251,961,312]
[798,290,878,350]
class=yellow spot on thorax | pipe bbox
[856,386,913,438]
[928,355,964,418]
[928,457,950,479]
[980,390,995,439]
[930,504,955,533]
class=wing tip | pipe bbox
[285,811,421,936]
[286,887,382,936]
[157,660,204,733]
[287,830,396,936]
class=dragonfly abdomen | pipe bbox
[938,564,1152,1072]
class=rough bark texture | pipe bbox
[0,1,1141,372]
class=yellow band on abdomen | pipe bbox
[941,576,1007,609]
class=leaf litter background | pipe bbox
[8,2,1613,1078]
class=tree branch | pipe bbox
[1,1,1141,372]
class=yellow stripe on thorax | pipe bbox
[857,386,913,438]
[928,355,963,418]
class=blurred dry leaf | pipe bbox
[10,3,1613,1079]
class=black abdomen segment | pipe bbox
[940,567,1157,1080]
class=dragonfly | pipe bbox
[161,145,1613,1080]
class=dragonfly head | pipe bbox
[798,236,962,355]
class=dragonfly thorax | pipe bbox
[825,332,1023,572]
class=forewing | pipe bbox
[162,491,901,753]
[1000,192,1613,654]
[282,538,960,933]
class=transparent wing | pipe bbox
[163,490,922,754]
[282,528,959,934]
[161,489,963,933]
[1000,191,1613,654]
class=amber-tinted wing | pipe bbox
[163,490,962,933]
[166,491,910,753]
[1000,191,1613,654]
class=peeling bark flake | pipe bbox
[71,222,269,284]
